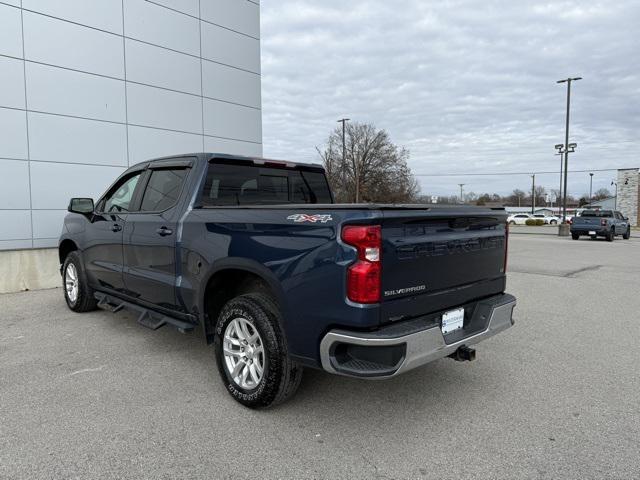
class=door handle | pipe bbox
[111,223,122,232]
[156,226,173,237]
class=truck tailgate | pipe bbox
[380,209,507,323]
[572,217,600,228]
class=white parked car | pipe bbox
[507,214,531,225]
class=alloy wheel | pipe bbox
[223,317,265,390]
[65,263,79,304]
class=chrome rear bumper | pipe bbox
[320,294,516,378]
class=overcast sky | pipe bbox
[260,0,639,199]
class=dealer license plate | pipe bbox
[441,308,464,335]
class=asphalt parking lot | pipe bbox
[1,233,639,479]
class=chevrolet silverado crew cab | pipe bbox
[570,210,631,241]
[59,153,516,408]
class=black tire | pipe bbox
[623,228,630,240]
[214,293,303,409]
[62,251,97,312]
[607,228,615,242]
[571,233,580,240]
[550,220,558,225]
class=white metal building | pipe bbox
[0,0,262,254]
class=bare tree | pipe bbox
[593,188,612,200]
[506,189,526,206]
[534,185,547,206]
[317,122,420,203]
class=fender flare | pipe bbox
[197,257,290,339]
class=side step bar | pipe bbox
[95,292,195,334]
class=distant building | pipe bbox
[582,197,616,211]
[615,169,639,226]
[503,206,555,216]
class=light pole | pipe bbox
[556,76,582,232]
[611,181,618,210]
[337,119,352,201]
[531,174,536,215]
[458,184,465,203]
[589,173,594,203]
[555,142,577,218]
[556,151,563,216]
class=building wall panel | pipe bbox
[0,1,262,251]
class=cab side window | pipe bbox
[103,173,142,213]
[139,168,188,212]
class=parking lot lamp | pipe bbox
[557,151,563,215]
[589,173,594,203]
[557,76,582,226]
[612,181,618,209]
[458,184,465,203]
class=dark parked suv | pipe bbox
[59,153,516,408]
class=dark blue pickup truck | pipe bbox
[59,153,516,408]
[571,210,631,241]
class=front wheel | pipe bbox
[623,228,631,240]
[550,220,558,225]
[214,293,303,409]
[62,251,97,312]
[571,233,580,240]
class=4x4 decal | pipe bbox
[287,214,333,224]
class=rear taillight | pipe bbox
[341,225,381,304]
[601,219,607,226]
[503,222,509,273]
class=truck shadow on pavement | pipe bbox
[68,302,511,425]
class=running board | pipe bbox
[94,292,195,334]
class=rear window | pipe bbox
[200,162,333,206]
[581,210,613,217]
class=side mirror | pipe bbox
[68,198,94,214]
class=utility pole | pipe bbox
[589,173,594,203]
[556,77,582,230]
[458,184,465,204]
[531,174,536,215]
[337,118,353,201]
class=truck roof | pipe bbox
[129,152,325,171]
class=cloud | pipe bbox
[260,0,639,197]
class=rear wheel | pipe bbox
[550,220,558,225]
[607,228,615,242]
[62,251,97,312]
[571,233,580,240]
[214,293,303,409]
[623,227,631,240]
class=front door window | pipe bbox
[104,173,142,213]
